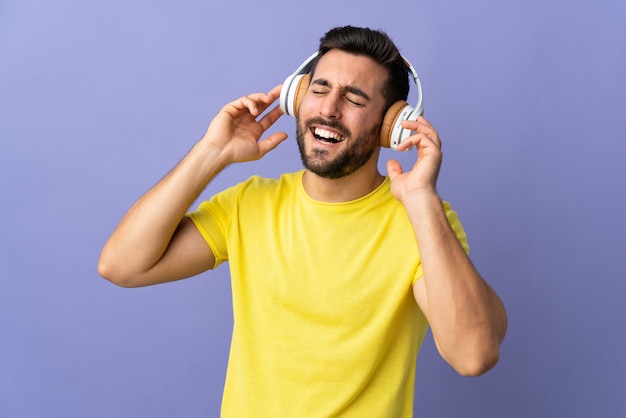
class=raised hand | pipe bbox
[387,116,443,204]
[202,84,289,164]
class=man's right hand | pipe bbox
[202,84,288,165]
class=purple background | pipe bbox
[1,1,625,417]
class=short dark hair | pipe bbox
[312,26,410,111]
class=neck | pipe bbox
[302,164,385,203]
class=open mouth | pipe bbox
[312,127,346,145]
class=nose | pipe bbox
[318,90,342,119]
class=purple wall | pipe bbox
[1,1,624,417]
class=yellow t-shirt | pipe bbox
[188,170,468,417]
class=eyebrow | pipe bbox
[312,78,371,102]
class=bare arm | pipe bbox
[387,117,507,376]
[98,86,288,287]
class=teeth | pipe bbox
[314,127,344,142]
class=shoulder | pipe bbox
[196,171,303,210]
[235,171,303,198]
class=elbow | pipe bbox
[451,330,504,376]
[455,311,508,376]
[455,347,500,377]
[97,254,138,288]
[438,332,503,377]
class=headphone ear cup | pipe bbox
[280,73,310,117]
[380,101,409,148]
[292,73,310,118]
[279,74,296,116]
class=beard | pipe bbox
[296,117,381,179]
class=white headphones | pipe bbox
[279,51,424,149]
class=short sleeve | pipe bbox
[186,186,242,268]
[412,201,469,284]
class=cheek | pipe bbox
[354,113,378,134]
[297,94,316,118]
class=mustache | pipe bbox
[303,117,350,138]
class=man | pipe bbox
[99,26,507,417]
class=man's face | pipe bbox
[296,49,388,179]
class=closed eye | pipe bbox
[311,79,331,95]
[346,96,364,106]
[311,78,370,106]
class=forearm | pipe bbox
[408,191,507,375]
[98,140,227,284]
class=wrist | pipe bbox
[188,138,231,177]
[404,187,441,206]
[402,188,445,221]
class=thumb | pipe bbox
[386,159,403,181]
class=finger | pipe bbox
[258,105,284,131]
[395,132,428,151]
[400,120,441,149]
[253,87,284,117]
[402,118,438,137]
[417,115,433,128]
[243,94,265,116]
[225,95,259,117]
[240,90,278,116]
[386,159,403,181]
[396,134,443,159]
[267,84,283,99]
[257,131,288,157]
